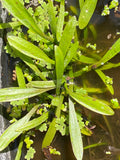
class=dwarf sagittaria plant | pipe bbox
[0,0,120,160]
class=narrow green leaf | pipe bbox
[78,55,97,64]
[15,134,25,160]
[8,36,55,64]
[79,0,84,10]
[100,62,120,70]
[0,87,54,102]
[27,80,56,89]
[64,42,79,68]
[1,0,53,41]
[78,0,98,29]
[95,69,114,95]
[89,24,97,40]
[16,112,49,132]
[47,0,57,38]
[0,105,40,151]
[13,49,47,81]
[84,142,106,150]
[69,97,83,160]
[56,0,65,42]
[15,64,26,88]
[0,21,22,29]
[59,16,77,57]
[24,59,47,81]
[93,38,120,68]
[15,63,28,104]
[55,46,64,95]
[42,95,64,149]
[67,87,114,115]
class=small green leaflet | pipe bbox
[25,147,36,160]
[0,21,22,29]
[69,97,83,160]
[78,0,98,29]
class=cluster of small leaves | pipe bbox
[101,0,119,16]
[55,116,68,136]
[49,147,61,155]
[24,131,36,160]
[25,147,36,160]
[86,43,96,50]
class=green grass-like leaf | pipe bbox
[59,16,77,57]
[67,86,114,115]
[69,97,83,160]
[94,38,120,68]
[47,0,57,38]
[0,105,39,151]
[55,46,64,95]
[16,112,48,132]
[78,0,98,29]
[64,42,79,68]
[15,64,26,88]
[27,80,56,89]
[95,69,114,95]
[42,95,64,149]
[56,0,65,41]
[8,36,55,65]
[0,87,54,102]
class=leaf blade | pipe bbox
[94,38,120,68]
[47,0,57,38]
[64,42,79,68]
[0,87,54,102]
[95,69,114,95]
[55,46,64,95]
[78,0,98,29]
[42,95,64,149]
[8,36,55,65]
[0,105,40,151]
[69,97,83,160]
[27,80,56,89]
[59,16,77,57]
[67,87,114,115]
[56,0,65,42]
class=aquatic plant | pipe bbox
[0,0,120,159]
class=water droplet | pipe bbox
[101,62,104,65]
